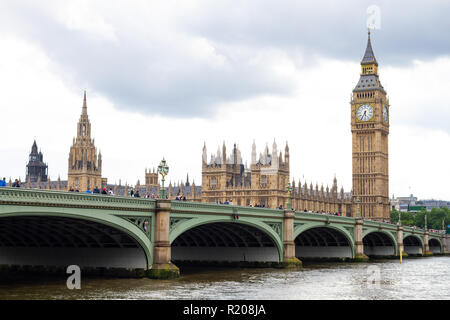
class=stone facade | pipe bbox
[351,31,390,220]
[67,91,105,191]
[290,177,353,216]
[201,141,290,208]
[200,140,352,213]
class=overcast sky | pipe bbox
[1,1,450,200]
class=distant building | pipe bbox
[390,194,450,212]
[25,140,48,183]
[390,194,417,212]
[418,199,450,211]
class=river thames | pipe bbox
[0,257,449,300]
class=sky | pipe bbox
[1,1,450,200]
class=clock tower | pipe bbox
[351,30,389,220]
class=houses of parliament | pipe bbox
[16,31,390,220]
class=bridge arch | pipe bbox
[0,210,152,270]
[362,230,397,257]
[403,234,424,255]
[293,225,354,259]
[429,237,442,254]
[170,216,283,263]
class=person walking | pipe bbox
[0,177,6,187]
[85,188,92,194]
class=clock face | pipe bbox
[356,104,374,122]
[383,105,388,123]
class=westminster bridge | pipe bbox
[0,188,448,278]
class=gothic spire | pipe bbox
[251,139,256,165]
[31,140,38,154]
[361,29,378,66]
[82,90,87,115]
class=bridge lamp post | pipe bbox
[286,182,292,210]
[424,212,428,231]
[158,158,169,199]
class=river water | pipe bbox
[0,257,449,300]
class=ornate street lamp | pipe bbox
[158,158,169,199]
[286,182,292,210]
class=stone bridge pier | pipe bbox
[354,218,369,261]
[397,226,407,257]
[149,200,179,278]
[282,211,302,267]
[444,235,450,254]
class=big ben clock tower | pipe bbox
[351,30,389,220]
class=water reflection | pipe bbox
[0,257,449,300]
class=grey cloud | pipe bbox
[180,0,450,65]
[1,1,449,119]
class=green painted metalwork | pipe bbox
[0,187,156,211]
[168,214,285,262]
[362,228,398,253]
[158,158,169,199]
[118,216,152,239]
[0,207,154,267]
[0,188,446,270]
[293,221,356,257]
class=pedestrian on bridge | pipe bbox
[0,177,6,187]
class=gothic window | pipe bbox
[261,175,267,187]
[82,125,86,136]
[211,177,217,189]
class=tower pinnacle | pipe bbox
[82,90,87,115]
[361,30,378,66]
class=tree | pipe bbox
[390,209,399,224]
